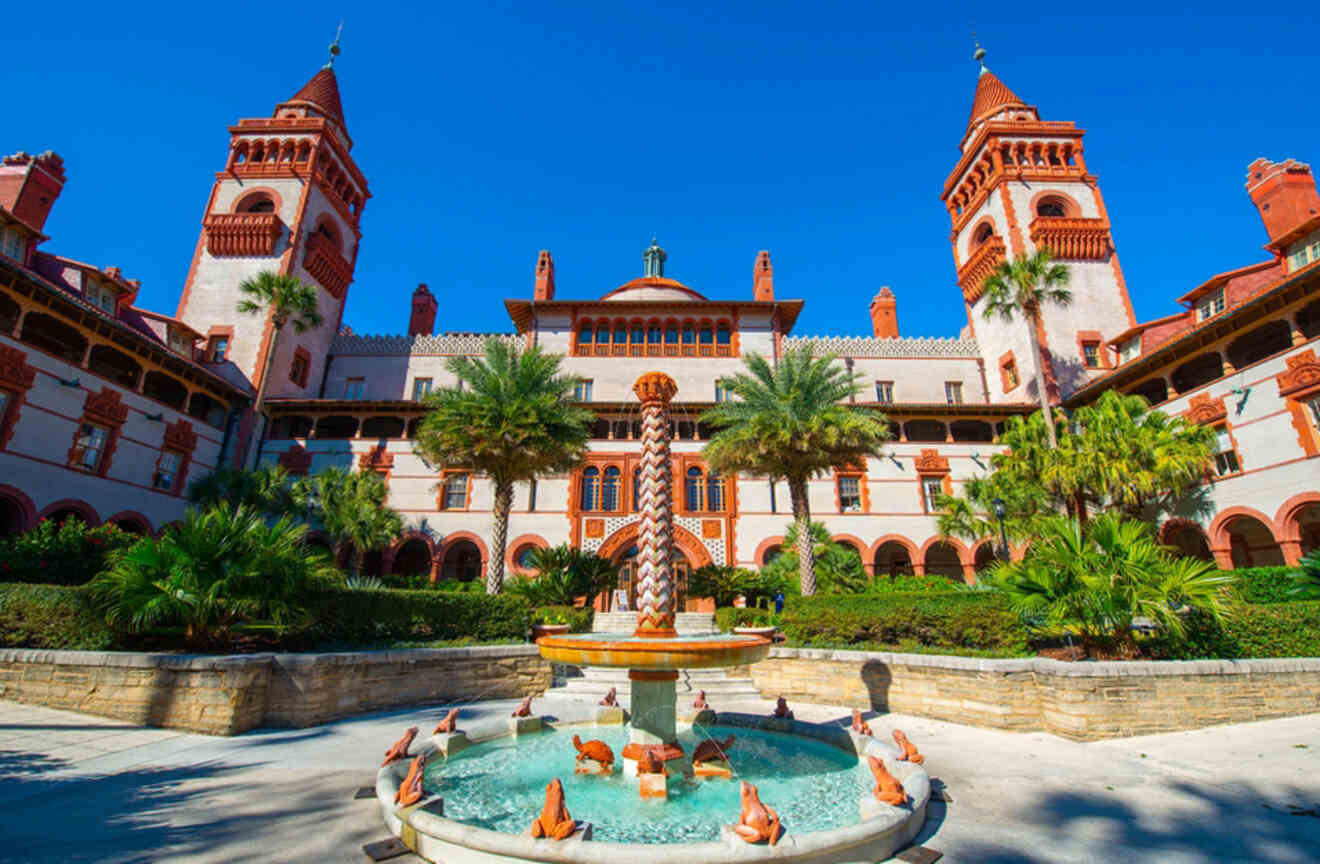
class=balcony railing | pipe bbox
[303,232,352,299]
[1029,217,1112,260]
[957,236,1006,303]
[204,213,284,257]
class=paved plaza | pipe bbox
[0,695,1317,863]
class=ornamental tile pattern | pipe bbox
[330,332,520,355]
[782,335,980,358]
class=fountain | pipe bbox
[374,373,929,863]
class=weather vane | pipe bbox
[325,20,343,69]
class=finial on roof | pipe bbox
[972,32,988,74]
[324,21,343,69]
[643,238,667,278]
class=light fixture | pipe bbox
[144,412,164,422]
[991,497,1009,561]
[888,454,904,470]
[1231,386,1251,415]
[57,376,80,388]
[970,452,986,470]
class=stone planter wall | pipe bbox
[0,645,552,736]
[744,648,1320,740]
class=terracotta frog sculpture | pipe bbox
[433,708,460,735]
[529,778,577,840]
[381,726,418,766]
[599,687,618,707]
[636,747,665,775]
[692,690,708,710]
[692,734,736,765]
[394,755,426,806]
[867,755,907,806]
[511,696,533,718]
[571,735,615,771]
[893,729,924,765]
[732,780,782,845]
[772,696,794,719]
[851,708,872,736]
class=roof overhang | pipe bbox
[1176,259,1278,305]
[1266,214,1320,252]
[504,298,805,335]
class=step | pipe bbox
[553,665,764,704]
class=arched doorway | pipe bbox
[611,545,691,612]
[1297,504,1320,557]
[392,537,434,579]
[924,541,964,581]
[972,542,998,573]
[1223,515,1285,568]
[0,492,32,537]
[441,539,483,583]
[1161,520,1212,561]
[873,540,915,579]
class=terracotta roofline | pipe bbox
[1176,258,1279,305]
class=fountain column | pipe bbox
[625,372,681,763]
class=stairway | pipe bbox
[551,611,765,705]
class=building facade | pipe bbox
[2,50,1317,600]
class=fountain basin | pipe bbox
[536,633,771,671]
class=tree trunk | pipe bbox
[1073,490,1089,527]
[486,479,514,595]
[353,546,365,581]
[1026,307,1058,449]
[246,321,282,469]
[788,476,816,596]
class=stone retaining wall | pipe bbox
[740,648,1320,740]
[0,645,552,736]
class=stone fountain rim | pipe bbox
[376,709,929,864]
[536,633,772,671]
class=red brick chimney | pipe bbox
[753,251,773,301]
[1246,158,1320,245]
[534,250,555,300]
[408,284,437,336]
[0,151,65,231]
[869,286,898,338]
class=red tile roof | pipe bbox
[288,67,347,134]
[968,70,1027,130]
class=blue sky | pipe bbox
[7,3,1318,340]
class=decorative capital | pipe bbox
[1277,349,1320,398]
[163,419,199,454]
[915,448,950,474]
[633,372,678,405]
[1183,393,1227,426]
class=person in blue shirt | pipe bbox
[773,590,785,614]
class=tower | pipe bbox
[941,45,1134,401]
[409,284,437,336]
[176,38,369,400]
[753,250,774,301]
[869,286,898,338]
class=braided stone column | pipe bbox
[631,372,678,639]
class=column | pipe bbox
[632,371,678,639]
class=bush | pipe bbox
[380,572,433,591]
[0,519,137,586]
[1148,601,1320,659]
[867,573,968,593]
[0,583,118,650]
[716,607,774,632]
[1228,567,1298,604]
[295,587,533,646]
[434,578,486,593]
[535,604,593,632]
[775,592,1030,656]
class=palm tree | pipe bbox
[700,346,890,595]
[980,249,1072,448]
[236,271,323,441]
[294,466,403,580]
[413,339,593,594]
[761,521,869,595]
[185,465,295,517]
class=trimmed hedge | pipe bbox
[536,605,594,633]
[1227,567,1298,605]
[776,592,1030,656]
[0,583,118,650]
[1149,601,1320,659]
[0,519,136,586]
[716,607,775,632]
[293,587,533,646]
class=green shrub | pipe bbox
[867,573,967,593]
[775,592,1030,656]
[295,588,532,646]
[1227,567,1298,604]
[716,607,775,632]
[434,578,486,593]
[0,519,137,586]
[380,572,434,591]
[535,605,593,632]
[0,584,118,650]
[1148,601,1320,659]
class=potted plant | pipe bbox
[732,612,776,639]
[532,610,572,641]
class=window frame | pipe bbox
[875,380,894,403]
[1210,423,1242,477]
[152,448,185,493]
[70,422,111,473]
[1196,287,1227,322]
[921,476,947,513]
[207,335,229,363]
[944,381,963,405]
[411,377,433,401]
[440,471,471,511]
[344,377,365,400]
[1081,341,1101,369]
[573,379,593,402]
[836,473,863,513]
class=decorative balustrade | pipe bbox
[303,231,352,299]
[203,213,284,257]
[957,236,1006,303]
[1029,217,1112,260]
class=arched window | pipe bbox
[237,193,275,214]
[580,467,600,510]
[1036,198,1067,218]
[681,324,696,344]
[631,321,645,344]
[699,325,713,345]
[665,323,679,344]
[602,466,621,511]
[614,321,628,344]
[578,320,593,345]
[595,322,610,344]
[685,466,705,511]
[972,222,994,247]
[647,322,662,344]
[706,472,725,512]
[632,467,641,508]
[716,323,731,345]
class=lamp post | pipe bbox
[992,497,1009,561]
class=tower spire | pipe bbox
[972,33,988,75]
[643,237,667,278]
[325,21,343,69]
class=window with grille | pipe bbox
[875,381,893,403]
[412,378,432,400]
[922,477,945,512]
[602,466,621,511]
[71,423,109,472]
[1212,425,1240,476]
[1196,288,1226,322]
[153,450,183,491]
[574,380,593,401]
[580,467,600,510]
[838,475,861,512]
[1081,342,1101,369]
[706,473,725,511]
[85,278,116,315]
[1,228,25,261]
[442,473,469,509]
[685,466,704,511]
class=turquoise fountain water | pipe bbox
[421,724,872,844]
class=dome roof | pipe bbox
[600,277,707,303]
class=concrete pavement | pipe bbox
[0,694,1316,863]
